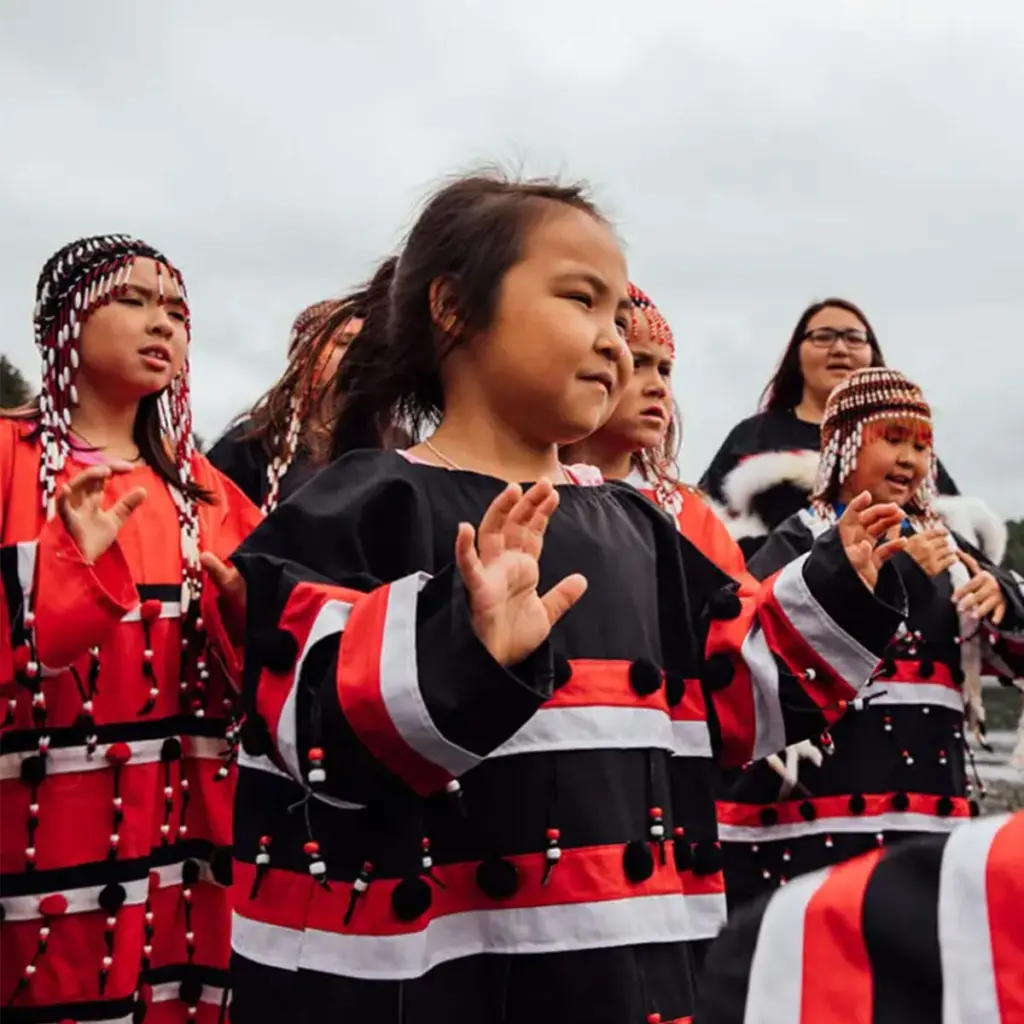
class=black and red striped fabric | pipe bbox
[697,810,1024,1023]
[228,450,905,1023]
[719,508,1024,909]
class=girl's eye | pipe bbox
[168,310,187,322]
[568,293,593,308]
[118,297,143,307]
[616,317,631,337]
[659,363,673,379]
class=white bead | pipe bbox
[310,861,326,877]
[546,847,562,861]
[256,852,270,865]
[354,877,368,891]
[421,856,433,869]
[308,768,326,784]
[649,824,665,838]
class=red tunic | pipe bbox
[0,418,261,1024]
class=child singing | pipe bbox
[0,236,260,1024]
[228,176,909,1023]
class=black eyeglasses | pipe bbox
[802,327,870,348]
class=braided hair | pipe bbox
[30,234,207,620]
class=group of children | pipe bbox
[1,175,1022,1024]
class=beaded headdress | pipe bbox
[286,299,343,359]
[811,367,938,522]
[628,283,675,355]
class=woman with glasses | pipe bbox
[698,298,1003,563]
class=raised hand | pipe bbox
[456,479,587,667]
[904,527,958,578]
[953,549,1006,625]
[200,552,247,643]
[836,491,906,592]
[57,463,146,564]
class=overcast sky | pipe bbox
[2,0,1022,515]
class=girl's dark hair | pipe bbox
[760,297,885,413]
[5,396,213,504]
[631,399,682,487]
[330,173,604,458]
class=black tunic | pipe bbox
[718,507,1024,910]
[227,451,905,1024]
[699,410,963,559]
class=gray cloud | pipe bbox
[2,0,1021,514]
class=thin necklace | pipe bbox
[71,427,142,463]
[422,437,570,484]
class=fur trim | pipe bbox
[705,497,769,542]
[721,449,820,517]
[932,495,1008,565]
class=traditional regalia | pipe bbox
[0,236,261,1023]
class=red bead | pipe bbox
[361,860,373,873]
[303,841,320,855]
[38,894,69,917]
[259,835,272,847]
[421,837,430,850]
[546,828,560,841]
[140,599,162,623]
[649,807,663,818]
[672,826,684,837]
[106,742,132,765]
[647,1015,662,1023]
[308,747,324,761]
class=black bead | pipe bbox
[20,755,46,786]
[759,807,778,827]
[701,653,734,692]
[160,737,182,762]
[391,876,433,921]
[99,882,127,912]
[132,1001,147,1024]
[623,840,655,882]
[179,974,203,1006]
[848,794,866,815]
[936,796,954,817]
[707,588,742,621]
[182,859,202,885]
[476,858,519,900]
[798,800,817,822]
[628,658,662,697]
[969,799,981,818]
[673,838,692,873]
[240,716,273,758]
[891,792,910,813]
[553,653,573,690]
[918,658,935,680]
[254,630,299,674]
[664,671,686,707]
[690,840,722,876]
[210,846,233,887]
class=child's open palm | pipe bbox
[57,463,147,564]
[456,479,587,667]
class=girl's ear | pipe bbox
[428,277,462,338]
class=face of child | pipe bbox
[465,205,633,446]
[312,316,361,391]
[591,309,674,454]
[843,420,932,507]
[76,257,189,403]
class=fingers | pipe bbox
[991,601,1006,626]
[540,573,588,626]
[505,480,558,553]
[454,522,487,593]
[952,572,989,603]
[974,594,1003,621]
[860,505,904,538]
[957,550,981,576]
[200,552,240,593]
[477,484,521,562]
[110,487,147,524]
[62,465,113,508]
[844,491,873,515]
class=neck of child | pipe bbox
[561,435,633,481]
[794,390,828,424]
[419,412,564,483]
[69,380,142,462]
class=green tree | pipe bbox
[0,355,33,408]
[1004,519,1024,574]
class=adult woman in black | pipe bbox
[699,297,1005,562]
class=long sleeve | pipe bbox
[698,426,742,507]
[232,455,555,806]
[206,420,268,508]
[684,523,905,768]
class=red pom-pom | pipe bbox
[38,894,69,917]
[140,599,162,624]
[12,645,31,674]
[105,741,132,765]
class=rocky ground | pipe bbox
[975,684,1023,814]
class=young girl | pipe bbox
[207,297,359,513]
[0,236,261,1024]
[717,367,1024,909]
[228,175,909,1024]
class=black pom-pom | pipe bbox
[240,716,273,758]
[132,1001,147,1024]
[759,807,779,827]
[255,630,299,674]
[98,882,127,913]
[391,876,433,921]
[707,588,742,621]
[629,658,663,697]
[848,794,866,815]
[918,658,935,680]
[553,653,573,690]
[891,792,910,813]
[20,755,46,786]
[951,666,965,686]
[210,846,233,887]
[664,671,686,707]
[182,859,201,885]
[969,799,981,818]
[878,658,897,679]
[673,838,692,873]
[690,840,722,876]
[160,737,182,762]
[701,653,734,692]
[623,840,655,882]
[476,858,519,900]
[179,974,203,1006]
[798,800,817,822]
[936,796,954,817]
[0,903,5,923]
